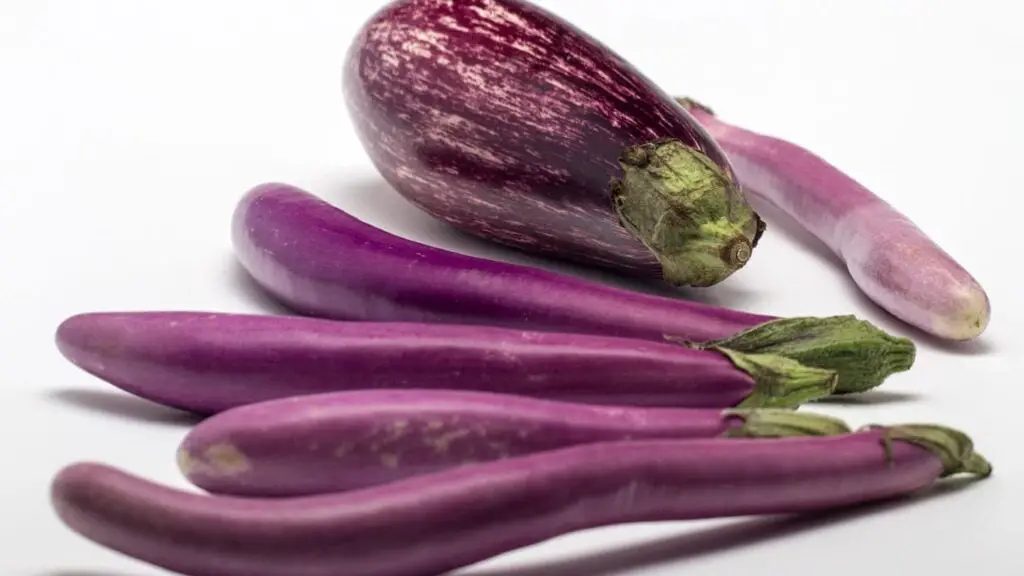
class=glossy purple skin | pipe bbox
[179,389,745,496]
[233,183,774,343]
[53,430,944,576]
[55,311,758,415]
[342,0,737,277]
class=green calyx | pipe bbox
[867,424,992,478]
[723,408,852,438]
[681,315,916,394]
[611,138,764,287]
[712,347,838,409]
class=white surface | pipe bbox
[0,0,1020,574]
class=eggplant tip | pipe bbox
[931,286,991,341]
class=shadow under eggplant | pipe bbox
[813,389,923,406]
[46,388,201,428]
[465,477,982,576]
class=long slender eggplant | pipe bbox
[55,311,837,414]
[178,390,850,496]
[677,97,990,340]
[343,0,764,287]
[52,425,990,576]
[233,183,915,394]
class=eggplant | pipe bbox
[232,183,916,394]
[55,311,837,414]
[342,0,764,287]
[178,390,851,497]
[677,97,991,340]
[53,424,990,576]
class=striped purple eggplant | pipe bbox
[342,0,765,287]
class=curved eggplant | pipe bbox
[677,97,991,340]
[52,425,990,576]
[232,183,916,395]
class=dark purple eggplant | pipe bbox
[342,0,764,287]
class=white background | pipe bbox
[1,0,1019,574]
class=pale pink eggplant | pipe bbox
[678,98,990,341]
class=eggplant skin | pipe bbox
[51,433,957,576]
[343,0,756,282]
[54,311,759,414]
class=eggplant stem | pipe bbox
[611,138,762,287]
[680,315,916,395]
[885,424,993,478]
[724,408,852,438]
[710,347,838,409]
